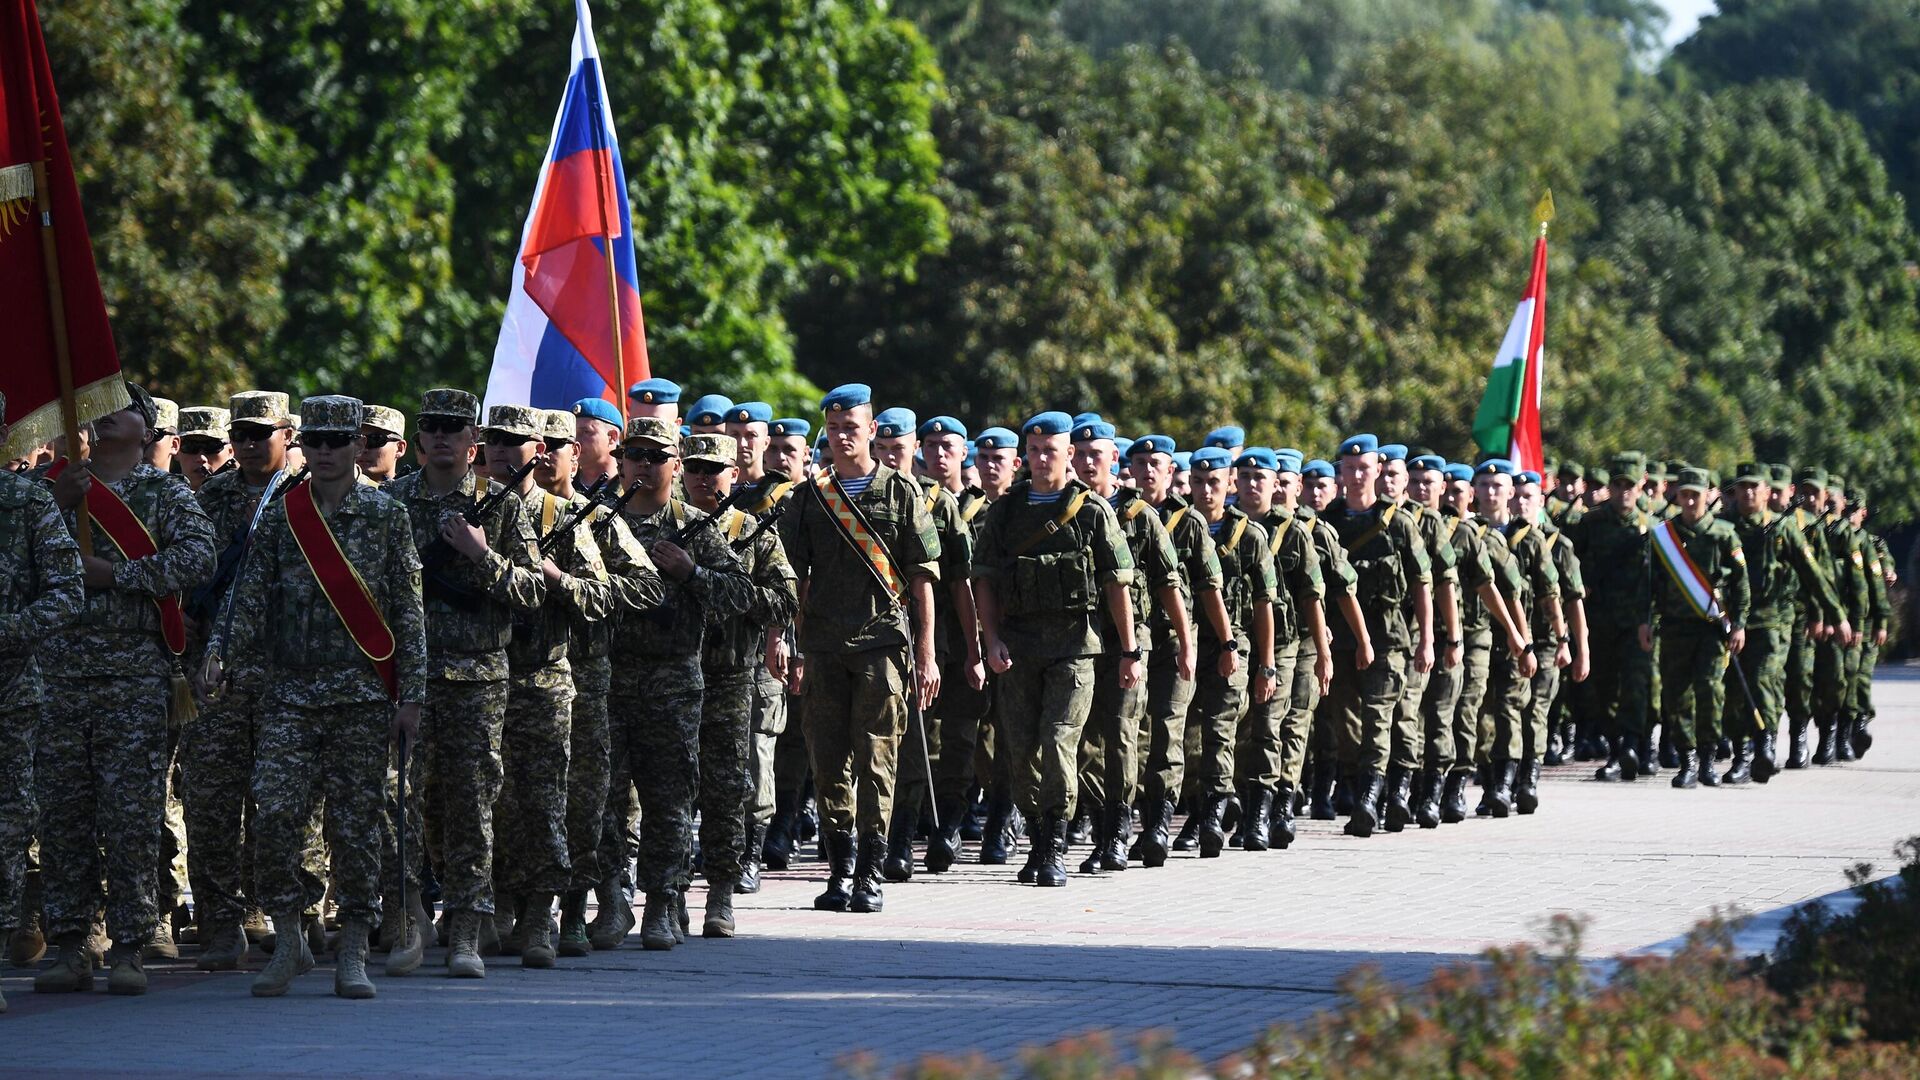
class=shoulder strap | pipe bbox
[962,494,990,523]
[1226,515,1250,552]
[810,472,904,604]
[1123,499,1152,522]
[540,492,559,537]
[1268,515,1294,556]
[1342,502,1397,554]
[1010,490,1093,557]
[1166,506,1189,532]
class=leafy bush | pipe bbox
[1770,836,1920,1043]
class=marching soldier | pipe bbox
[1471,460,1551,817]
[356,405,410,483]
[145,399,180,474]
[1381,446,1457,830]
[919,416,993,872]
[177,407,233,491]
[603,418,752,947]
[1569,453,1655,781]
[37,384,216,995]
[384,388,547,978]
[972,412,1139,887]
[0,391,85,1014]
[1642,467,1749,789]
[1515,471,1585,812]
[780,384,940,914]
[1436,462,1528,822]
[1848,495,1891,758]
[681,432,795,934]
[1812,477,1870,764]
[208,395,428,998]
[966,425,1022,863]
[758,417,815,876]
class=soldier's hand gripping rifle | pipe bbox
[419,457,540,610]
[535,475,612,558]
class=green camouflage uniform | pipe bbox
[892,478,972,854]
[1568,498,1653,743]
[1283,509,1354,788]
[1319,498,1430,774]
[1139,496,1221,812]
[1080,490,1179,813]
[1526,524,1583,759]
[38,465,215,945]
[1183,506,1274,800]
[1851,533,1891,723]
[1781,502,1837,743]
[1480,518,1556,764]
[1724,507,1842,743]
[1393,505,1457,770]
[1456,519,1523,774]
[1650,513,1749,753]
[0,470,83,932]
[734,473,801,831]
[1423,511,1490,773]
[384,467,545,917]
[221,481,428,923]
[1812,511,1870,734]
[932,487,995,815]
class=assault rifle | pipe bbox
[420,458,539,610]
[535,475,612,558]
[187,465,307,624]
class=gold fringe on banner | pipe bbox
[1,373,129,463]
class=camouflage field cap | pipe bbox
[152,397,180,434]
[483,404,543,438]
[1769,463,1794,490]
[1608,451,1646,482]
[301,395,366,435]
[1674,466,1712,494]
[179,407,231,441]
[1734,461,1770,486]
[230,391,292,427]
[361,404,406,439]
[682,433,737,465]
[623,416,678,448]
[417,388,479,423]
[122,382,159,427]
[540,409,576,443]
[1797,465,1827,490]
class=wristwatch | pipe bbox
[1260,664,1279,679]
[1222,638,1242,653]
[1122,647,1144,661]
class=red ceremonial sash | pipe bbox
[47,459,186,656]
[284,480,400,701]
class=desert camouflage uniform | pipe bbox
[220,483,428,923]
[0,472,84,932]
[38,465,216,945]
[384,468,545,917]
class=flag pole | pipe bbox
[583,66,627,423]
[32,158,91,556]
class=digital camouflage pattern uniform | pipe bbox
[1568,472,1653,756]
[39,464,216,946]
[0,464,84,935]
[384,412,546,918]
[222,470,428,925]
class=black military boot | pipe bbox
[1813,720,1836,765]
[1270,783,1298,848]
[1786,717,1811,769]
[1513,757,1541,814]
[1851,713,1874,760]
[813,830,856,912]
[1172,799,1201,851]
[1619,733,1641,782]
[962,788,988,842]
[1670,748,1699,789]
[1229,784,1252,849]
[1751,731,1777,783]
[1474,763,1495,817]
[764,790,797,871]
[882,801,915,883]
[1079,804,1108,874]
[1243,787,1273,852]
[1035,815,1068,888]
[1595,735,1624,782]
[1723,739,1754,785]
[739,821,766,894]
[1544,727,1565,767]
[1382,768,1414,833]
[1309,767,1337,821]
[1698,748,1721,786]
[1066,804,1094,848]
[850,832,886,914]
[1414,769,1442,829]
[1835,713,1859,762]
[1485,761,1515,818]
[1100,801,1132,871]
[1637,731,1660,778]
[925,795,965,874]
[1332,774,1355,816]
[1195,794,1229,858]
[1136,795,1170,868]
[1437,770,1466,824]
[978,794,1014,865]
[1658,729,1679,771]
[1344,771,1385,838]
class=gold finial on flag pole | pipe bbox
[1535,189,1555,237]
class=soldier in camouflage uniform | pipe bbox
[603,418,752,948]
[383,388,547,978]
[972,412,1139,888]
[36,384,217,995]
[781,384,941,914]
[1811,477,1870,765]
[145,399,180,474]
[0,391,85,1013]
[1847,496,1891,759]
[682,432,796,934]
[177,406,233,492]
[356,405,409,484]
[1379,446,1456,831]
[210,395,428,998]
[1472,460,1553,817]
[485,406,611,968]
[1514,472,1584,810]
[756,417,816,876]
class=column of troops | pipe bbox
[0,377,1896,1006]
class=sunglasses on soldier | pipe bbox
[298,431,359,451]
[483,431,536,448]
[181,436,226,455]
[418,416,470,436]
[361,432,397,449]
[683,460,729,476]
[621,446,676,465]
[229,423,285,445]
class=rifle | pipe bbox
[190,464,307,624]
[535,475,612,557]
[667,485,749,547]
[420,457,539,610]
[731,502,786,552]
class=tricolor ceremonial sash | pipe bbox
[48,459,186,655]
[285,480,400,701]
[1651,519,1724,626]
[814,471,902,604]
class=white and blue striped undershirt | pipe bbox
[1028,488,1065,505]
[838,474,875,498]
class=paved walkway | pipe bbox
[4,668,1917,1079]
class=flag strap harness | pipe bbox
[1651,519,1725,626]
[284,479,400,701]
[813,471,902,604]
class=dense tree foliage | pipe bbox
[38,0,1920,519]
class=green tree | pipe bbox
[42,0,285,406]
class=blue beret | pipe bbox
[1190,447,1234,470]
[1339,433,1379,457]
[1277,456,1302,476]
[1128,434,1175,457]
[1477,458,1517,478]
[820,384,871,414]
[974,426,1019,450]
[728,401,773,425]
[1302,459,1335,479]
[1172,451,1193,471]
[918,415,967,439]
[1071,411,1104,427]
[1234,447,1279,472]
[1379,443,1408,462]
[627,378,681,405]
[1072,419,1117,443]
[874,407,918,438]
[1444,463,1475,483]
[678,424,692,439]
[1518,470,1543,486]
[770,417,811,438]
[1277,447,1304,463]
[1023,411,1073,437]
[571,397,624,429]
[964,444,977,468]
[687,394,734,425]
[1204,426,1246,449]
[1410,454,1447,474]
[1113,435,1134,458]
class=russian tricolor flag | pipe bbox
[485,0,647,417]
